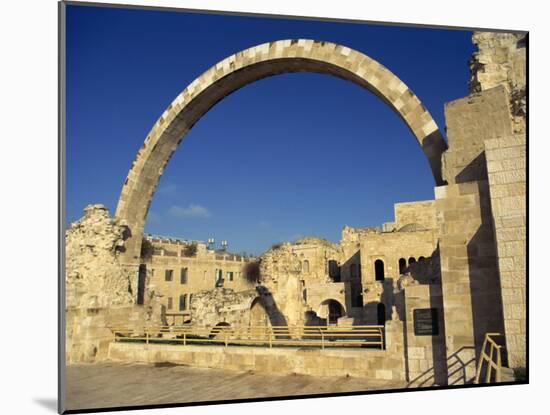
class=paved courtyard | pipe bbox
[65,362,405,411]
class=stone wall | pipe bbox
[435,30,527,372]
[403,285,447,386]
[65,205,159,363]
[442,86,513,184]
[485,135,527,367]
[189,288,258,328]
[142,238,256,317]
[393,200,437,231]
[435,181,505,383]
[108,342,405,381]
[469,32,527,135]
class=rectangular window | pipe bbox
[180,268,188,284]
[167,297,173,310]
[227,271,234,281]
[165,269,173,282]
[179,294,187,311]
[189,294,193,308]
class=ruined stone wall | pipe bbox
[189,288,258,328]
[258,238,346,326]
[470,32,527,135]
[485,135,527,367]
[65,205,159,363]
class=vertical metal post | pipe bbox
[475,334,489,384]
[496,346,502,382]
[486,343,494,383]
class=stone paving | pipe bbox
[65,362,405,411]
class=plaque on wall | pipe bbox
[413,308,439,336]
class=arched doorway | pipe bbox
[114,39,447,263]
[318,299,345,325]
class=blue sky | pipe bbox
[66,5,474,255]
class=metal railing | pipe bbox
[474,333,503,384]
[110,324,385,350]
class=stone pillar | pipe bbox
[384,314,407,382]
[485,135,527,368]
[435,181,505,384]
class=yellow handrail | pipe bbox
[109,324,385,350]
[474,333,503,384]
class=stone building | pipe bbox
[138,235,257,324]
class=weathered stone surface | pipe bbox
[190,288,257,327]
[469,32,526,135]
[485,135,527,368]
[65,205,160,363]
[66,204,134,309]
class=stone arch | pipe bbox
[115,39,447,262]
[397,223,427,232]
[302,259,310,274]
[318,298,346,325]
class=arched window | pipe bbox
[350,263,358,279]
[398,258,407,274]
[419,256,426,263]
[302,260,310,273]
[377,303,386,325]
[374,259,385,281]
[408,257,416,265]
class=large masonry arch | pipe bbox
[115,39,447,263]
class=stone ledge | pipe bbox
[108,342,402,380]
